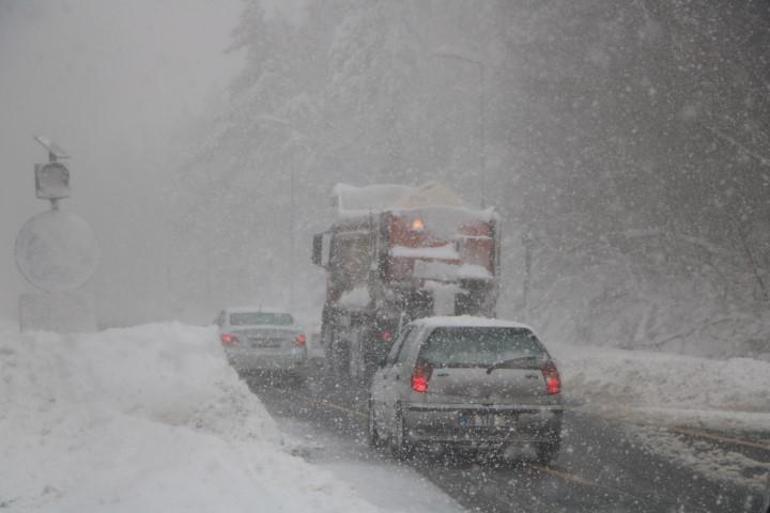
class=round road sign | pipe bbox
[15,209,99,292]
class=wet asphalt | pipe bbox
[244,364,769,513]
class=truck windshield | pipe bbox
[418,327,546,368]
[229,312,293,326]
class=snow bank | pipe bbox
[550,342,770,431]
[0,322,387,512]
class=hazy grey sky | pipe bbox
[0,0,242,321]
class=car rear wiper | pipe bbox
[485,355,542,374]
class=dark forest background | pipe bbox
[172,0,770,357]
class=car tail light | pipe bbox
[295,333,306,347]
[220,333,239,346]
[411,364,433,393]
[380,330,393,342]
[542,360,561,395]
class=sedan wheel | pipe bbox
[536,436,561,465]
[367,397,381,448]
[390,404,412,460]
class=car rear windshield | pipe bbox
[418,327,547,368]
[229,312,293,326]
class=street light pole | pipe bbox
[289,160,295,310]
[479,62,486,209]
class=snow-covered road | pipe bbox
[252,361,769,513]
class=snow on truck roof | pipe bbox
[225,306,291,315]
[332,183,414,213]
[332,182,496,220]
[411,316,535,331]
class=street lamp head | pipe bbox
[34,135,70,162]
[35,162,70,201]
[33,137,72,206]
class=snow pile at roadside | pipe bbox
[550,342,770,431]
[0,322,388,513]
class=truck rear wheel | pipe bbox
[367,396,382,448]
[327,338,350,378]
[349,337,366,385]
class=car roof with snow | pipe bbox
[409,315,535,331]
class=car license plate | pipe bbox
[459,413,498,428]
[249,338,280,348]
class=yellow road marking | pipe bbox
[669,426,770,452]
[530,464,596,487]
[532,463,647,500]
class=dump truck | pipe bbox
[311,182,500,379]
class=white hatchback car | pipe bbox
[215,307,307,380]
[368,316,563,463]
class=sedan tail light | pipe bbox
[295,333,307,347]
[411,363,433,393]
[541,360,561,395]
[220,333,239,346]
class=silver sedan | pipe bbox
[215,307,307,381]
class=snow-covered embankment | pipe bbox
[551,342,770,432]
[0,322,385,512]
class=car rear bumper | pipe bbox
[225,349,306,372]
[403,403,562,446]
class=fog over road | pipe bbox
[247,365,768,513]
[2,2,768,511]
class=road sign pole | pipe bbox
[15,137,99,332]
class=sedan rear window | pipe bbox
[418,327,546,368]
[229,312,293,326]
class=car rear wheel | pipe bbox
[390,404,412,460]
[291,370,306,387]
[348,335,369,386]
[535,436,561,465]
